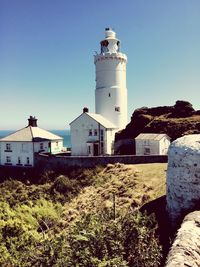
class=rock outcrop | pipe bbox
[166,134,200,227]
[165,211,200,267]
[115,100,200,154]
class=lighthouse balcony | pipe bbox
[94,53,127,63]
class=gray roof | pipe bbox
[0,126,63,142]
[87,113,117,129]
[70,112,117,129]
[135,133,170,141]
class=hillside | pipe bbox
[0,163,167,266]
[57,163,166,229]
[115,100,200,154]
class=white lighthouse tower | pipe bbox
[70,28,128,156]
[94,27,127,130]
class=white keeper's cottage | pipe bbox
[70,28,128,156]
[135,133,170,156]
[0,116,63,167]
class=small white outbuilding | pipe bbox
[0,116,63,167]
[135,133,170,155]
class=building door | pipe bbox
[93,144,99,156]
[48,142,51,154]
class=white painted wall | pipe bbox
[159,137,171,155]
[70,113,115,156]
[0,139,63,167]
[51,140,63,154]
[95,54,127,130]
[0,142,34,166]
[105,129,117,155]
[135,136,170,155]
[33,141,49,153]
[94,29,128,131]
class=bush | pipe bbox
[35,209,162,266]
[0,199,63,266]
[52,175,80,195]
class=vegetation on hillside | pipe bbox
[0,163,167,266]
[115,100,200,154]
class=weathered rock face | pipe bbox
[165,211,200,267]
[115,101,200,154]
[166,134,200,226]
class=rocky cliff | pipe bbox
[115,101,200,154]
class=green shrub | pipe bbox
[52,175,80,195]
[36,209,162,266]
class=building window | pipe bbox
[108,93,111,97]
[100,129,104,141]
[94,129,98,136]
[144,147,150,155]
[5,143,12,151]
[56,142,59,146]
[115,107,120,112]
[40,143,44,150]
[18,157,21,164]
[88,146,91,154]
[6,156,11,163]
[101,142,104,154]
[27,157,30,164]
[144,140,150,146]
[89,129,92,136]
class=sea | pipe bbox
[0,129,71,148]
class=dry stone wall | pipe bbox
[166,134,200,226]
[165,211,200,267]
[35,153,167,170]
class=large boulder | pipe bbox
[166,134,200,226]
[170,100,195,118]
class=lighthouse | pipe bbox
[70,28,128,156]
[94,28,128,130]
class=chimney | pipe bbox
[28,116,37,127]
[83,107,89,113]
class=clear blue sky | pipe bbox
[0,0,200,130]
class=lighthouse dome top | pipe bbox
[105,27,116,39]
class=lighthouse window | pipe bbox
[115,107,120,112]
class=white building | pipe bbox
[70,28,128,156]
[135,133,170,155]
[0,116,63,167]
[70,109,117,156]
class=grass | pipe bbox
[0,163,168,266]
[134,163,167,199]
[58,163,167,229]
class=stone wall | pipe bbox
[166,134,200,226]
[165,211,200,267]
[35,153,168,171]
